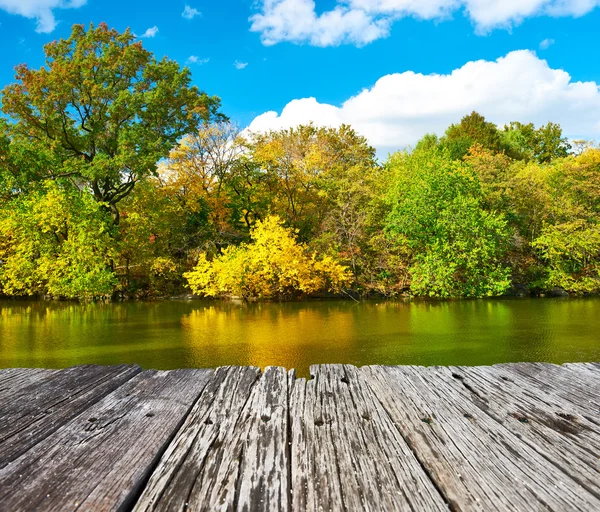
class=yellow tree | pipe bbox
[0,182,117,299]
[184,216,351,300]
[248,125,378,237]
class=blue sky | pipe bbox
[1,1,600,153]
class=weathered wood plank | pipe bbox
[451,363,600,430]
[289,364,448,511]
[0,369,213,512]
[443,365,600,499]
[0,368,57,390]
[135,366,290,512]
[289,368,343,511]
[361,365,600,511]
[0,364,141,467]
[133,366,262,511]
[0,363,598,511]
[564,362,600,373]
[495,363,600,419]
[235,366,290,511]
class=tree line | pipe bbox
[1,24,599,300]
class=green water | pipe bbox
[0,298,599,377]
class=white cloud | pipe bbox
[234,60,249,69]
[187,55,210,65]
[182,5,201,19]
[139,26,159,38]
[539,37,555,49]
[0,0,86,33]
[250,0,391,46]
[250,0,600,46]
[246,50,600,155]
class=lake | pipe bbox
[0,297,599,377]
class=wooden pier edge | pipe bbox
[0,362,598,511]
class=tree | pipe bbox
[532,221,600,293]
[116,179,189,296]
[527,149,600,293]
[463,144,514,212]
[385,148,511,298]
[1,23,222,223]
[157,122,251,250]
[0,181,117,299]
[248,124,384,288]
[441,111,507,160]
[0,120,17,201]
[503,121,571,163]
[184,216,351,300]
[413,133,439,153]
[0,120,59,201]
[248,124,378,240]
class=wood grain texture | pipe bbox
[0,364,141,467]
[360,365,600,511]
[0,369,213,512]
[289,364,448,511]
[134,365,290,512]
[497,363,600,415]
[134,366,261,511]
[0,368,57,389]
[446,364,600,499]
[235,366,290,511]
[0,363,598,511]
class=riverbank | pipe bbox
[0,281,594,303]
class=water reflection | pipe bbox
[0,298,598,377]
[181,302,356,369]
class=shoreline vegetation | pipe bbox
[1,24,600,302]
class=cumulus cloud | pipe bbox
[247,50,600,155]
[250,0,391,46]
[139,26,159,38]
[234,60,249,69]
[182,5,201,19]
[0,0,86,33]
[250,0,600,46]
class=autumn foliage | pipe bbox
[184,216,351,299]
[1,27,600,300]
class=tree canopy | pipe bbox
[385,148,511,297]
[1,28,598,301]
[1,23,223,222]
[0,181,117,299]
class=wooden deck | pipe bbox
[0,363,598,511]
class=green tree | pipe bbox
[116,179,188,296]
[0,181,117,299]
[527,149,600,292]
[1,23,222,223]
[386,148,511,297]
[0,120,58,201]
[503,121,571,163]
[532,221,600,293]
[441,111,507,160]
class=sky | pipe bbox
[1,0,600,155]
